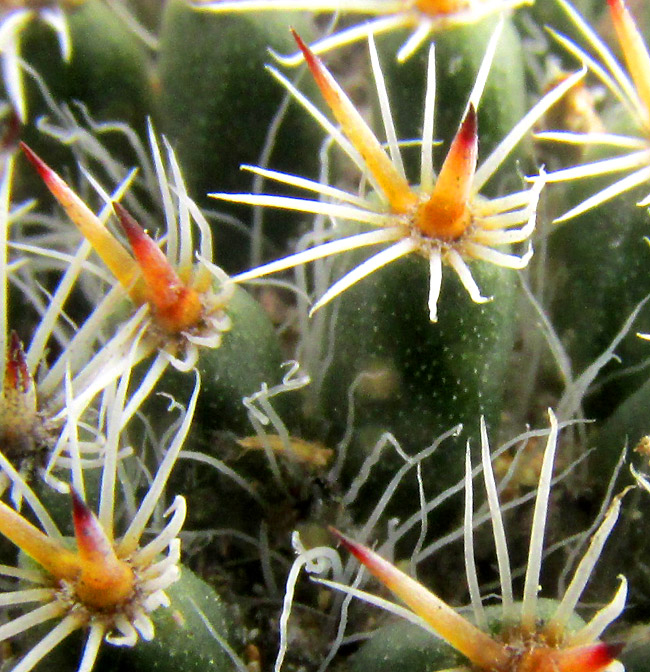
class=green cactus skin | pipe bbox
[195,285,287,429]
[543,44,650,421]
[157,0,321,272]
[546,176,650,421]
[347,619,462,672]
[297,17,528,528]
[17,0,153,178]
[483,599,588,639]
[34,1,152,127]
[347,599,587,672]
[316,251,517,526]
[117,282,287,535]
[158,283,287,439]
[152,284,290,533]
[93,566,241,672]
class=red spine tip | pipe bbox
[607,0,627,19]
[291,28,307,54]
[71,489,92,528]
[291,29,322,74]
[113,201,147,248]
[71,488,104,557]
[328,525,343,542]
[459,104,478,147]
[5,331,29,392]
[70,488,92,520]
[328,525,349,546]
[112,200,199,329]
[574,641,624,672]
[602,643,624,664]
[20,142,53,182]
[329,527,372,564]
[112,200,171,283]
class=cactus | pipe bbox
[4,1,650,672]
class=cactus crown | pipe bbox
[0,368,198,672]
[331,412,626,672]
[217,29,582,321]
[21,129,234,376]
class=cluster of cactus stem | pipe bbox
[4,0,650,671]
